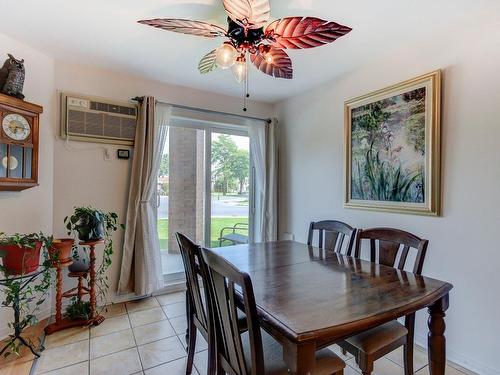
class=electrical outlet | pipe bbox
[103,148,111,161]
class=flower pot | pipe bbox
[0,242,42,275]
[48,238,74,267]
[76,216,105,242]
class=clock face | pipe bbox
[2,114,31,141]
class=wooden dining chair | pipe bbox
[176,233,248,375]
[307,220,357,255]
[337,228,429,375]
[201,246,346,375]
[176,233,215,375]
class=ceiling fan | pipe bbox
[139,0,352,110]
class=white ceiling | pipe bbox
[0,0,496,102]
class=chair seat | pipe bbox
[243,330,345,375]
[345,321,408,355]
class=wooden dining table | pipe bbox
[211,240,453,375]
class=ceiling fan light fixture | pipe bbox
[232,55,247,84]
[216,42,237,69]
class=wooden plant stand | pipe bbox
[45,240,105,335]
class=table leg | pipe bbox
[427,293,449,375]
[283,341,316,375]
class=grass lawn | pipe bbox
[158,217,249,248]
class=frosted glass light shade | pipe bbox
[232,59,247,83]
[216,43,237,69]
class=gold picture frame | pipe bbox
[344,70,441,216]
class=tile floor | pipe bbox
[30,293,474,375]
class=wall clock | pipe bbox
[0,93,43,191]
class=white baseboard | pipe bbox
[415,332,498,375]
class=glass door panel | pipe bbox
[209,132,250,247]
[158,127,206,284]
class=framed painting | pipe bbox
[344,71,441,215]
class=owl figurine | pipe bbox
[1,54,25,100]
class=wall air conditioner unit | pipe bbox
[60,92,137,145]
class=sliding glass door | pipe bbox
[208,132,250,248]
[157,124,251,285]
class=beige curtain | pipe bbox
[249,118,279,242]
[118,98,171,295]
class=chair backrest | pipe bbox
[175,232,209,331]
[307,220,357,255]
[355,228,429,274]
[202,247,264,375]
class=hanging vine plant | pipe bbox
[0,232,54,356]
[64,206,124,311]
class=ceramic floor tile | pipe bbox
[38,361,89,375]
[36,340,89,374]
[156,292,185,306]
[349,357,404,375]
[177,332,208,353]
[89,347,142,375]
[101,302,127,318]
[416,364,468,375]
[44,327,89,349]
[133,320,176,346]
[138,336,186,370]
[90,329,135,359]
[162,301,186,319]
[144,357,199,375]
[126,297,160,313]
[193,350,208,375]
[90,315,131,338]
[129,307,166,328]
[385,346,429,372]
[169,315,188,335]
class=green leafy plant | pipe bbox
[0,232,54,357]
[65,299,91,321]
[64,206,123,310]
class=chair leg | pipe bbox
[185,316,197,375]
[404,341,414,375]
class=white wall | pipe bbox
[53,61,275,303]
[275,17,500,375]
[0,33,56,338]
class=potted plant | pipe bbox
[48,238,74,267]
[0,233,53,275]
[64,207,109,242]
[65,206,123,314]
[0,233,53,356]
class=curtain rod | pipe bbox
[131,97,271,124]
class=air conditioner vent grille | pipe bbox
[61,93,137,145]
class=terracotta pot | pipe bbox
[0,242,42,275]
[48,238,74,267]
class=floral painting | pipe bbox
[351,87,426,203]
[344,71,441,215]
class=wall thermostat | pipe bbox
[117,149,130,159]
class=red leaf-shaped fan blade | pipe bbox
[138,19,227,38]
[265,17,352,49]
[251,47,293,79]
[223,0,270,29]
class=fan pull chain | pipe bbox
[243,55,250,112]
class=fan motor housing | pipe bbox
[227,18,265,48]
